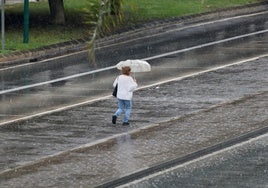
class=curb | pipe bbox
[95,120,268,188]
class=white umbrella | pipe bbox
[116,59,151,73]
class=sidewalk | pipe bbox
[0,56,267,187]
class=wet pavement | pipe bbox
[1,9,268,124]
[1,2,268,187]
[120,132,268,188]
[0,56,267,187]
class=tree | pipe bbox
[47,0,121,26]
[84,0,124,63]
[48,0,65,24]
[46,0,123,61]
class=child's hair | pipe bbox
[122,66,131,75]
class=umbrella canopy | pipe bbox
[116,59,151,72]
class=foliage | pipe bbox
[123,0,258,23]
[2,0,88,54]
[83,0,124,63]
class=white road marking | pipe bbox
[0,66,116,95]
[144,29,268,61]
[0,53,267,126]
[1,29,268,95]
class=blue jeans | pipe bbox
[114,99,132,123]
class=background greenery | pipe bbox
[1,0,259,54]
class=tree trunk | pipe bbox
[48,0,65,25]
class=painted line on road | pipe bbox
[1,92,267,181]
[139,54,268,90]
[143,29,268,61]
[1,28,268,96]
[0,53,268,127]
[0,66,116,95]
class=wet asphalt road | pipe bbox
[0,4,268,187]
[0,57,267,187]
[1,9,268,124]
